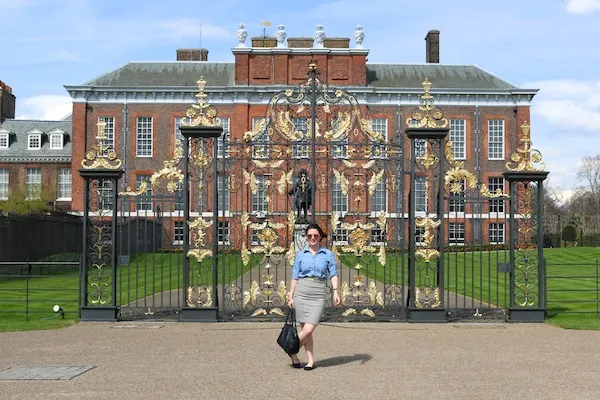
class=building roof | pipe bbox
[0,119,72,163]
[78,61,518,90]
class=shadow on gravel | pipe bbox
[316,353,373,368]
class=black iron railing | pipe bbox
[546,260,600,318]
[0,261,81,321]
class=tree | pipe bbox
[562,224,577,246]
[0,183,55,215]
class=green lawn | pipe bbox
[1,247,599,331]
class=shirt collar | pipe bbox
[302,247,327,255]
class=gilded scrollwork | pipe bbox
[333,169,350,195]
[182,77,221,128]
[337,221,379,270]
[277,170,294,195]
[506,121,546,172]
[119,181,148,196]
[81,121,122,170]
[405,78,449,129]
[367,170,385,196]
[186,286,213,307]
[150,140,184,193]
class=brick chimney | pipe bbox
[425,30,440,63]
[0,81,15,123]
[176,48,209,61]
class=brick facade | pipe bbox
[65,31,536,247]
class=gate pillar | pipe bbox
[79,121,124,321]
[178,78,223,322]
[405,79,449,322]
[504,122,548,322]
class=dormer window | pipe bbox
[28,133,42,150]
[50,133,64,149]
[0,133,8,149]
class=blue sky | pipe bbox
[1,0,599,197]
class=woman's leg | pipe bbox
[298,323,317,366]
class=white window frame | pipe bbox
[136,175,153,212]
[333,227,349,245]
[371,118,388,158]
[488,177,505,213]
[488,120,505,160]
[291,118,309,159]
[0,133,9,149]
[448,180,466,214]
[217,117,230,159]
[0,169,8,200]
[332,180,348,214]
[26,168,41,200]
[414,139,427,158]
[136,117,153,157]
[449,222,465,245]
[415,176,427,213]
[218,221,230,245]
[370,177,387,213]
[415,226,425,246]
[174,116,184,143]
[27,133,42,150]
[49,133,63,150]
[449,119,466,159]
[252,117,269,159]
[217,173,230,214]
[57,168,72,200]
[98,117,115,153]
[98,180,113,211]
[489,222,505,244]
[370,226,387,245]
[251,175,268,213]
[173,221,184,245]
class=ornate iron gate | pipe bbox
[78,65,549,323]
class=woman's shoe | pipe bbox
[303,364,315,371]
[289,354,302,368]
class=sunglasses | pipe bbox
[307,234,320,239]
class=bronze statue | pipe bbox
[288,169,312,222]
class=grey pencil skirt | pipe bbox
[293,278,327,325]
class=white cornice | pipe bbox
[231,47,369,56]
[0,157,71,163]
[66,87,536,107]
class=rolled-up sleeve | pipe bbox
[292,252,301,280]
[328,252,338,277]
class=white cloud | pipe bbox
[566,0,600,14]
[523,79,600,191]
[16,95,72,120]
[525,79,600,131]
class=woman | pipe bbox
[287,222,340,370]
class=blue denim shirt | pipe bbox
[292,248,338,280]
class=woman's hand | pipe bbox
[333,291,341,306]
[287,294,294,308]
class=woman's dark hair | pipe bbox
[305,222,326,240]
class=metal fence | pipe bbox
[0,260,81,321]
[547,260,600,318]
[0,214,83,262]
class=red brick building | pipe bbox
[0,85,72,212]
[64,27,537,247]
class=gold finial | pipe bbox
[405,78,448,129]
[308,60,317,71]
[506,121,545,172]
[261,21,272,27]
[81,120,122,170]
[182,76,221,127]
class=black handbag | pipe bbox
[277,308,300,355]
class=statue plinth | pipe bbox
[293,223,309,251]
